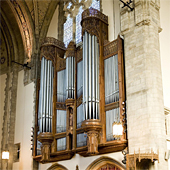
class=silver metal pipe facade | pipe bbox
[39,57,44,132]
[38,57,54,133]
[46,60,50,132]
[42,59,47,132]
[95,36,99,119]
[104,54,119,104]
[66,56,75,99]
[83,32,99,120]
[85,31,88,120]
[57,70,66,102]
[92,35,95,119]
[88,33,92,119]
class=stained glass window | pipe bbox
[63,15,73,48]
[64,0,100,47]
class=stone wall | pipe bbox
[121,0,167,169]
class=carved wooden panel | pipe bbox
[81,8,108,42]
[76,95,83,107]
[56,56,66,71]
[76,48,83,62]
[65,41,76,58]
[56,102,66,110]
[104,40,118,59]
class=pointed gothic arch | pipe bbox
[47,163,68,170]
[86,156,126,170]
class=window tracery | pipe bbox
[64,0,100,47]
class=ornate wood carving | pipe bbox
[81,8,108,42]
[56,102,66,110]
[37,133,54,162]
[87,130,99,155]
[65,41,76,58]
[41,37,66,50]
[76,48,83,62]
[56,55,66,71]
[76,95,83,107]
[82,7,108,24]
[40,37,66,66]
[81,119,102,155]
[40,46,56,63]
[126,149,159,170]
[82,19,100,39]
[104,40,118,59]
[34,8,127,164]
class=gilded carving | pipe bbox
[76,49,83,62]
[82,19,100,39]
[87,130,99,155]
[104,40,118,59]
[41,37,66,50]
[82,7,108,24]
[10,0,32,61]
[56,102,66,110]
[81,8,108,42]
[65,41,76,58]
[56,56,66,71]
[76,95,83,107]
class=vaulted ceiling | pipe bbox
[0,0,60,74]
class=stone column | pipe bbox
[1,66,18,170]
[58,1,66,42]
[120,0,167,169]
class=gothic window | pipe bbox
[64,0,100,47]
[64,15,73,48]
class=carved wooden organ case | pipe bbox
[34,8,127,163]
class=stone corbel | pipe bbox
[126,148,159,170]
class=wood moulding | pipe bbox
[33,140,127,162]
[126,149,159,170]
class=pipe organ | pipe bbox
[38,57,54,133]
[34,8,126,163]
[83,32,99,120]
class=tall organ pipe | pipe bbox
[38,57,54,133]
[83,32,99,120]
[66,56,75,99]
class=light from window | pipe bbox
[64,0,100,47]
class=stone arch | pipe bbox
[86,156,126,170]
[47,163,68,170]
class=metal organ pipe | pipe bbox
[83,31,99,120]
[88,33,92,119]
[66,56,75,99]
[38,57,54,133]
[85,31,88,120]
